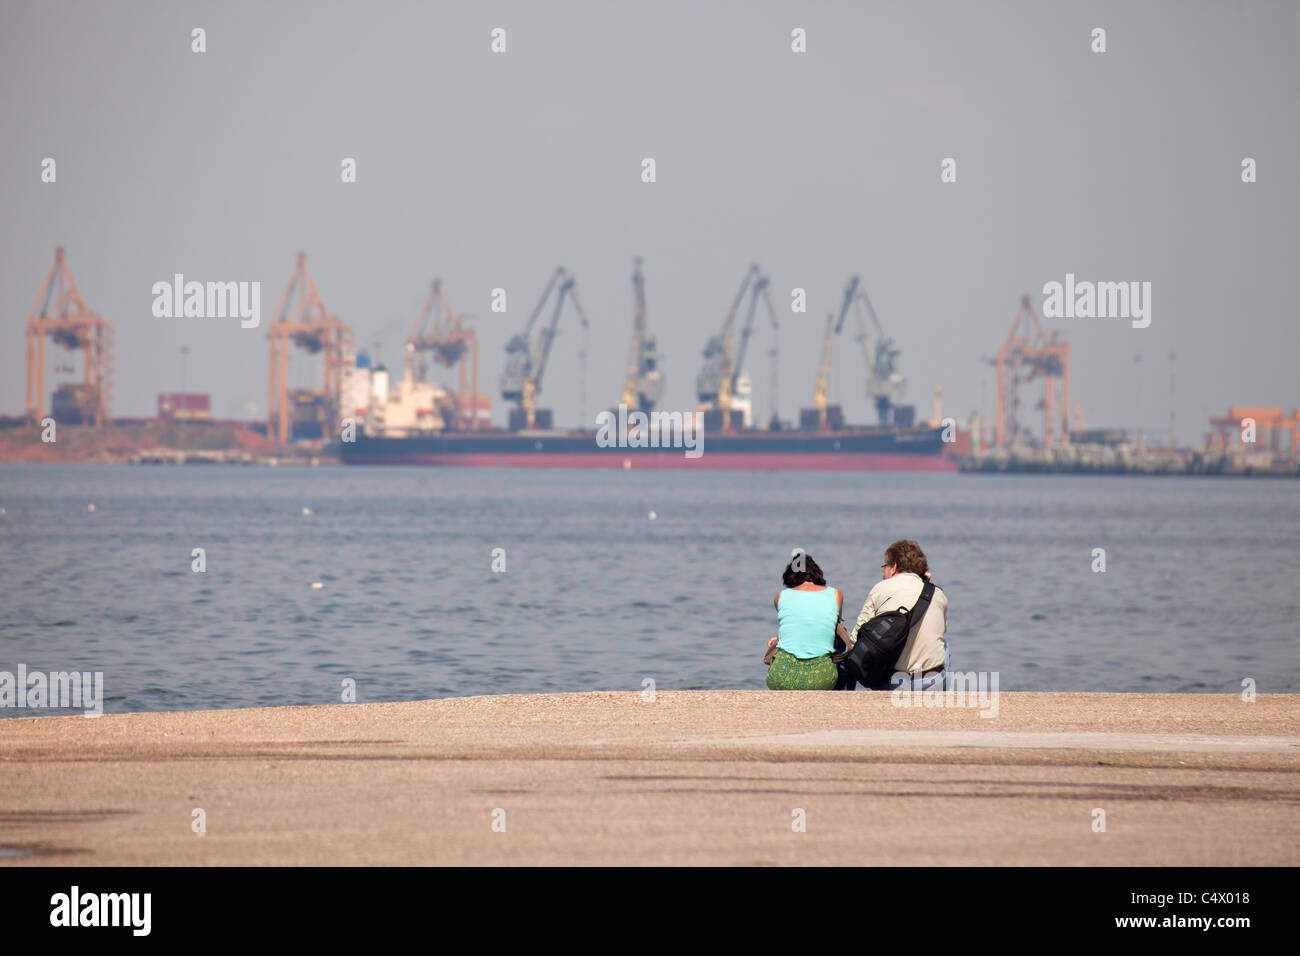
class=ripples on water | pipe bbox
[1,464,1297,716]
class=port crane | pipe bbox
[807,313,839,430]
[836,276,906,425]
[803,277,865,430]
[988,295,1070,448]
[267,252,353,443]
[765,303,781,430]
[500,267,589,430]
[802,276,907,429]
[405,279,479,429]
[621,258,664,413]
[25,246,114,428]
[696,265,779,426]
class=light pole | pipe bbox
[1134,351,1143,452]
[1168,350,1176,450]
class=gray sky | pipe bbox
[2,0,1297,443]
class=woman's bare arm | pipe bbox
[830,588,849,645]
[828,588,849,659]
[764,593,782,660]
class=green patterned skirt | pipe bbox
[766,648,839,690]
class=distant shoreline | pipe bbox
[4,422,1295,474]
[3,456,1298,477]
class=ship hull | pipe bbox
[339,427,955,471]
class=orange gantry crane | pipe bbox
[1207,407,1300,453]
[267,252,353,443]
[994,295,1070,448]
[25,246,114,427]
[405,279,479,430]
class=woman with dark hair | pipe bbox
[763,551,847,690]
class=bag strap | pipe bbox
[904,579,936,632]
[857,578,937,644]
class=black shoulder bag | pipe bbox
[842,579,936,690]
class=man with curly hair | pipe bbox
[848,539,949,690]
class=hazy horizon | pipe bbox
[3,0,1297,443]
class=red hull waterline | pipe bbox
[355,452,958,471]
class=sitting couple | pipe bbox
[763,540,949,691]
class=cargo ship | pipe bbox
[338,421,954,470]
[333,263,959,471]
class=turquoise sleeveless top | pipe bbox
[776,587,839,659]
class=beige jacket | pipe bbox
[851,572,948,674]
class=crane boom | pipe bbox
[833,275,860,334]
[801,274,905,430]
[721,265,758,341]
[850,284,905,424]
[500,267,588,429]
[802,276,862,431]
[697,265,759,407]
[812,312,835,426]
[622,261,646,408]
[850,293,872,375]
[501,268,565,402]
[761,281,780,428]
[730,272,768,397]
[856,286,886,339]
[525,268,564,337]
[622,258,663,412]
[530,277,572,395]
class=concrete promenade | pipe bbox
[1,691,1295,865]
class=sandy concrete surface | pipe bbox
[1,691,1296,865]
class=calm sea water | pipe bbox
[1,464,1297,716]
